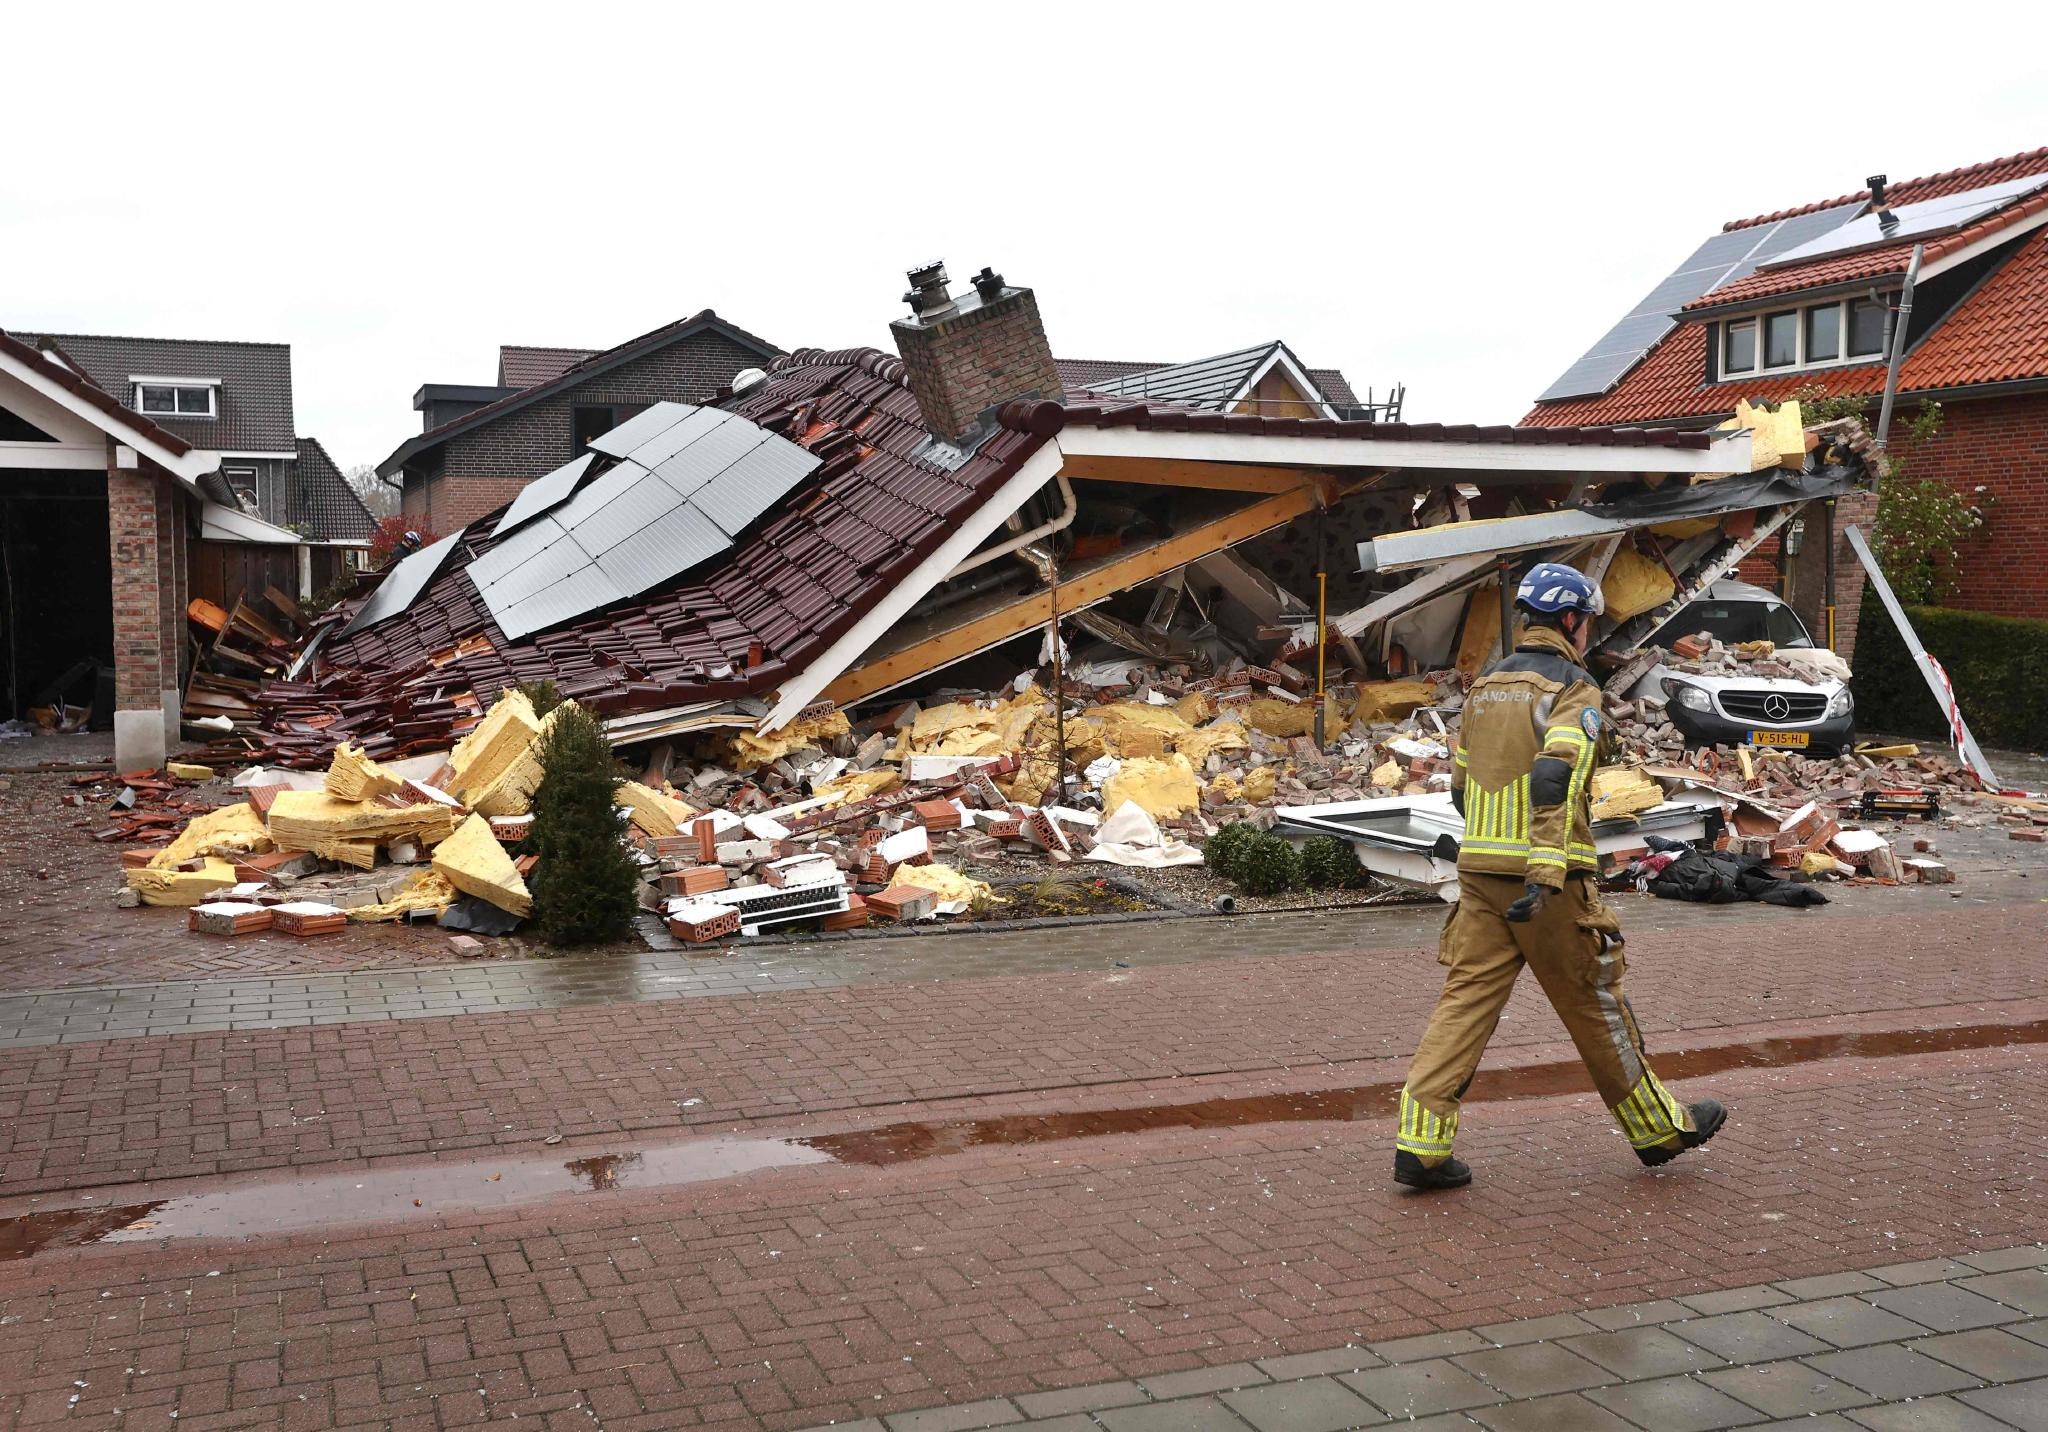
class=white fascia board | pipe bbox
[759,441,1066,731]
[215,450,298,460]
[1054,423,1751,475]
[1919,204,2048,282]
[199,501,305,544]
[0,442,103,471]
[1236,346,1340,421]
[0,349,222,490]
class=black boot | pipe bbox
[1637,1099,1726,1167]
[1394,1150,1472,1189]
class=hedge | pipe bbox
[1852,591,2048,752]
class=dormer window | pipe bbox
[132,379,218,418]
[1719,293,1895,378]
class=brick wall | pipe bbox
[407,332,769,526]
[106,454,166,710]
[1904,392,2048,618]
[892,287,1062,442]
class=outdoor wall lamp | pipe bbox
[1784,518,1806,556]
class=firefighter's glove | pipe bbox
[1505,883,1549,923]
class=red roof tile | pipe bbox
[288,349,1052,743]
[1687,186,2048,312]
[1898,227,2048,390]
[1524,230,2048,427]
[1722,145,2048,232]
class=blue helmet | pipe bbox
[1515,562,1605,617]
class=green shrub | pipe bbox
[518,679,564,717]
[1236,832,1304,896]
[1852,592,2048,752]
[1202,820,1262,881]
[1300,835,1365,890]
[527,702,641,946]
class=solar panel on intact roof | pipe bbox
[1535,203,1862,403]
[1760,172,2048,270]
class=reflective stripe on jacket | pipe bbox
[1450,624,1605,888]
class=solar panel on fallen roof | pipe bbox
[339,528,467,637]
[1535,205,1864,402]
[586,401,696,458]
[466,409,823,642]
[1760,172,2048,270]
[493,452,597,537]
[620,404,728,470]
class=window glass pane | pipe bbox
[1766,603,1814,649]
[176,386,212,414]
[139,386,175,412]
[1724,322,1756,374]
[1805,304,1841,362]
[1848,297,1888,356]
[1764,311,1798,367]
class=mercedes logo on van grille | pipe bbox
[1763,694,1792,721]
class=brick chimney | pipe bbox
[890,262,1062,444]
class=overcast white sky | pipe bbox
[6,2,2044,474]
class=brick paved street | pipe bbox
[0,856,2044,1428]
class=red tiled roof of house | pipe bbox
[1722,145,2048,231]
[1524,229,2048,427]
[1686,185,2048,312]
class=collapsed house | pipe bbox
[131,262,2040,941]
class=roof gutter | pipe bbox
[1875,243,1925,449]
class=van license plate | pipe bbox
[1751,731,1809,748]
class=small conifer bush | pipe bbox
[527,701,640,946]
[1300,835,1366,890]
[1202,820,1262,881]
[1236,832,1304,896]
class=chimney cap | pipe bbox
[902,260,956,321]
[1867,172,1889,205]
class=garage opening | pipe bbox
[0,472,114,726]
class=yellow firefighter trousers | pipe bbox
[1398,872,1697,1164]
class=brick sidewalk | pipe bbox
[800,1247,2048,1430]
[3,899,2043,1195]
[2,1046,2043,1430]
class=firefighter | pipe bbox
[1394,562,1725,1190]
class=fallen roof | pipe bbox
[318,348,1054,730]
[378,310,782,477]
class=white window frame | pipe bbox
[1719,292,1895,379]
[130,376,220,419]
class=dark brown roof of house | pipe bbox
[0,328,195,457]
[291,438,376,542]
[498,345,598,388]
[17,332,295,452]
[380,310,782,477]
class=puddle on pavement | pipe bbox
[805,1016,2048,1165]
[0,1137,827,1261]
[7,1016,2041,1260]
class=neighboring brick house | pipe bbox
[1,330,238,767]
[1523,145,2048,654]
[11,333,371,543]
[381,311,783,530]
